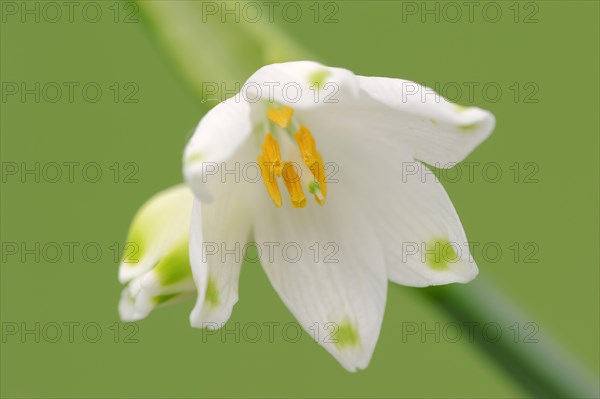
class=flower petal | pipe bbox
[188,180,254,328]
[253,192,387,372]
[244,61,359,109]
[183,98,252,201]
[118,185,194,284]
[119,239,196,321]
[380,161,479,286]
[352,75,495,166]
[324,136,479,287]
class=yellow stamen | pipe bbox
[261,133,283,176]
[282,162,307,208]
[294,125,326,205]
[294,125,317,167]
[260,109,327,208]
[258,155,282,208]
[267,106,294,128]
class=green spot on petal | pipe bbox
[154,240,192,286]
[121,185,193,270]
[454,104,469,112]
[458,123,479,133]
[425,238,457,270]
[186,152,204,164]
[309,69,331,90]
[334,320,360,349]
[153,293,179,304]
[205,277,219,307]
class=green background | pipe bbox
[1,1,598,397]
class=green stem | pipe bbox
[136,1,313,102]
[419,278,598,398]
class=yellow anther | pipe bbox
[294,125,326,205]
[259,118,326,208]
[294,125,318,167]
[267,106,294,128]
[258,155,282,208]
[261,133,283,177]
[282,162,307,208]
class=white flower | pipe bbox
[183,61,495,371]
[118,185,196,321]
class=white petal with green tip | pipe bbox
[118,185,196,321]
[253,187,387,372]
[119,185,194,283]
[318,135,478,287]
[188,176,254,328]
[356,75,495,165]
